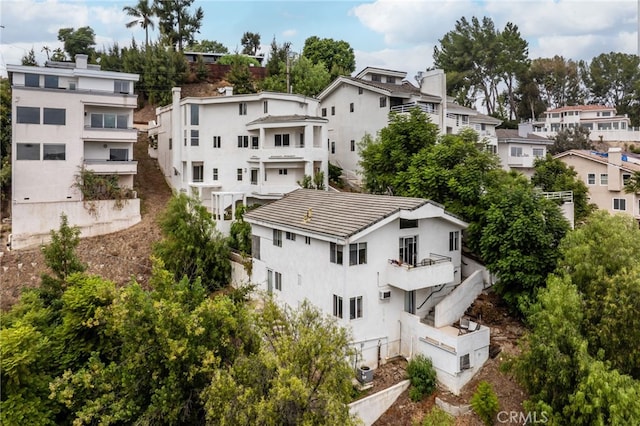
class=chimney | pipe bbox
[518,122,532,138]
[75,54,88,69]
[608,147,622,166]
[607,147,622,191]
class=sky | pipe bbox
[1,0,639,81]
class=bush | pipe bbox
[406,354,437,402]
[422,407,455,426]
[471,381,499,425]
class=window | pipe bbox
[331,106,335,115]
[330,242,343,264]
[305,236,311,245]
[109,148,128,161]
[613,198,626,211]
[278,169,288,175]
[44,75,59,89]
[404,290,415,314]
[190,129,199,146]
[399,236,417,266]
[273,229,282,247]
[386,76,396,84]
[169,138,173,150]
[275,272,282,291]
[239,102,247,115]
[350,140,355,152]
[16,106,40,124]
[117,114,128,129]
[251,136,259,149]
[379,97,387,108]
[460,354,470,370]
[237,135,249,148]
[41,108,65,125]
[25,73,39,87]
[350,103,354,113]
[349,242,367,265]
[114,80,130,94]
[449,231,459,251]
[350,296,363,320]
[286,231,296,241]
[237,168,243,181]
[263,100,268,113]
[333,295,343,318]
[192,163,203,182]
[252,235,261,260]
[267,269,273,293]
[275,134,290,147]
[90,113,128,129]
[371,74,381,82]
[623,174,631,185]
[250,169,258,184]
[213,136,221,148]
[533,148,544,158]
[16,143,40,160]
[358,87,363,95]
[331,141,335,154]
[212,168,219,180]
[587,173,596,185]
[43,144,66,160]
[510,146,523,157]
[321,108,327,117]
[399,219,418,229]
[190,104,199,125]
[600,174,608,185]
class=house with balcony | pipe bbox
[555,148,640,222]
[147,88,328,233]
[496,125,554,177]
[7,55,141,249]
[317,67,501,181]
[245,189,490,394]
[531,105,640,143]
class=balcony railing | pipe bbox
[82,126,138,142]
[385,253,454,291]
[391,102,438,115]
[84,159,138,175]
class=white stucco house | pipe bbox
[7,55,141,249]
[496,125,555,177]
[147,88,329,233]
[317,67,501,181]
[531,105,640,143]
[245,189,490,394]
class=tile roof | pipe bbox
[545,105,615,113]
[246,114,326,125]
[343,76,422,97]
[245,189,437,239]
[554,150,640,172]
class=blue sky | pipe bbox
[1,0,638,80]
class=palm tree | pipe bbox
[123,0,155,47]
[624,171,640,194]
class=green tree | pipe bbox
[0,78,11,202]
[529,56,585,109]
[406,354,437,402]
[153,193,231,291]
[624,171,640,194]
[57,26,96,60]
[187,39,229,53]
[123,0,156,47]
[581,52,640,126]
[229,205,252,254]
[548,126,593,155]
[153,0,203,51]
[476,175,569,312]
[240,31,261,55]
[203,300,357,425]
[290,55,331,96]
[139,42,187,104]
[50,48,66,62]
[224,53,256,94]
[358,108,439,194]
[470,381,499,425]
[302,36,355,81]
[217,54,260,67]
[532,155,594,223]
[21,48,38,66]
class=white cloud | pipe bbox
[282,29,297,38]
[354,44,435,82]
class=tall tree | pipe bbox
[358,108,439,194]
[224,53,256,94]
[498,22,530,120]
[581,52,640,126]
[123,0,156,47]
[154,0,204,51]
[529,56,585,109]
[187,39,228,53]
[548,126,593,155]
[302,36,355,81]
[57,26,96,60]
[240,31,261,55]
[21,48,38,66]
[624,171,640,194]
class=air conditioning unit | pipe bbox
[379,290,391,300]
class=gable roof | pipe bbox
[554,150,640,172]
[245,189,462,239]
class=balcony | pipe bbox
[507,155,534,168]
[385,253,454,291]
[82,126,138,142]
[84,159,138,175]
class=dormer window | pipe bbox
[386,76,396,84]
[371,74,382,82]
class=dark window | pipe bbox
[613,198,626,211]
[237,135,249,148]
[275,271,282,291]
[400,219,418,229]
[16,106,40,124]
[263,100,268,113]
[114,80,130,93]
[330,242,343,264]
[251,136,259,149]
[190,104,199,125]
[275,134,290,147]
[213,136,221,148]
[250,169,258,184]
[350,140,355,152]
[117,114,128,129]
[386,76,396,84]
[305,236,311,245]
[331,141,335,154]
[279,169,288,175]
[380,97,387,108]
[331,106,335,115]
[300,133,304,148]
[169,138,173,150]
[16,143,40,160]
[349,243,367,265]
[286,232,296,241]
[24,73,39,87]
[333,295,343,318]
[43,108,65,125]
[449,231,459,251]
[239,102,247,115]
[237,168,243,181]
[190,129,199,146]
[192,163,203,182]
[252,235,261,260]
[358,87,363,95]
[371,74,381,82]
[110,148,128,161]
[350,296,363,319]
[273,229,282,247]
[212,168,218,180]
[350,103,354,113]
[321,108,327,117]
[43,144,66,160]
[44,75,59,89]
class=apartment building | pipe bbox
[7,55,141,249]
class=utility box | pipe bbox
[357,365,374,384]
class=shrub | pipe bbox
[422,407,455,426]
[406,354,437,402]
[471,381,499,426]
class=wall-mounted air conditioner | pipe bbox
[379,290,391,300]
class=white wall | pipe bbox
[434,271,484,328]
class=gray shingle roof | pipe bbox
[244,189,431,238]
[496,129,552,144]
[246,114,326,125]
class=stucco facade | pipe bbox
[496,126,554,177]
[8,55,141,249]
